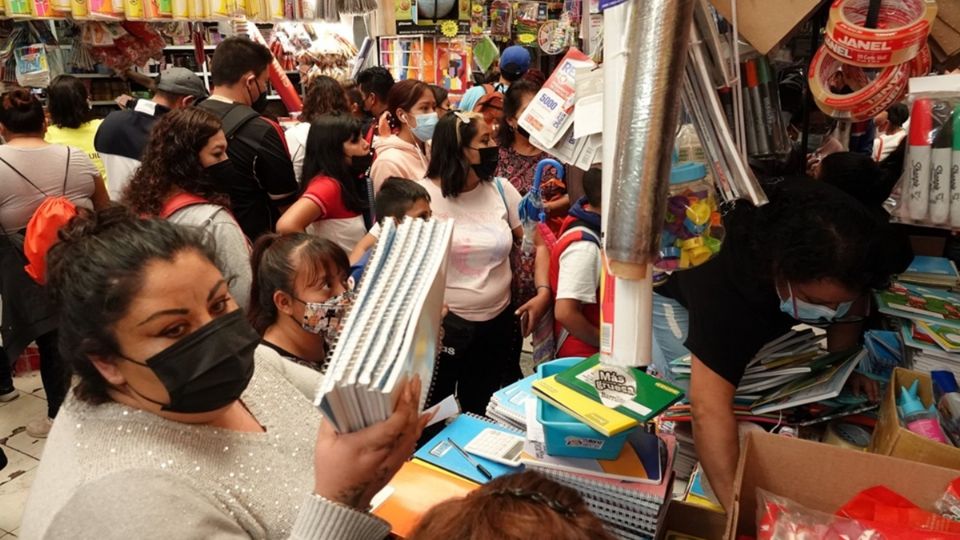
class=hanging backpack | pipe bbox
[0,148,78,285]
[473,83,505,130]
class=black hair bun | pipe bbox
[2,88,36,111]
[57,205,136,246]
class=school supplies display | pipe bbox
[547,355,685,432]
[532,373,640,437]
[414,413,525,484]
[532,434,677,539]
[876,281,960,327]
[315,218,453,433]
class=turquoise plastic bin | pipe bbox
[536,357,632,460]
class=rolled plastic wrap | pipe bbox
[682,23,768,207]
[605,0,695,280]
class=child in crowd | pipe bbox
[286,75,351,185]
[276,113,372,254]
[249,233,353,371]
[551,167,602,358]
[409,471,615,540]
[348,177,432,284]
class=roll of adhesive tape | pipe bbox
[825,0,938,67]
[809,45,909,122]
[911,43,932,77]
[823,421,872,450]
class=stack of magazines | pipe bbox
[315,218,453,433]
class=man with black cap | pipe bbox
[459,45,532,113]
[94,67,208,199]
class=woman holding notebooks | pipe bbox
[21,206,427,539]
[421,111,525,415]
[652,178,911,512]
[249,232,354,372]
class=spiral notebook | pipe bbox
[315,218,454,433]
[413,412,526,484]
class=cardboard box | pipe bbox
[726,431,960,538]
[869,367,960,470]
[655,500,726,540]
[707,0,821,54]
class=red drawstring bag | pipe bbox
[0,148,78,285]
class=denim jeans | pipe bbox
[651,292,691,390]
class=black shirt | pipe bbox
[198,100,299,240]
[657,183,798,387]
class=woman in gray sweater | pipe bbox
[21,207,427,539]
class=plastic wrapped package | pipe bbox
[889,76,960,230]
[757,486,960,540]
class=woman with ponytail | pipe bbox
[368,80,436,193]
[249,233,353,371]
[122,107,251,310]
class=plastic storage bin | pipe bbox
[536,358,633,460]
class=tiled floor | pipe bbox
[0,370,48,538]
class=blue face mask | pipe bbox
[778,282,854,323]
[409,112,439,142]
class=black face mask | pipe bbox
[517,125,532,140]
[119,310,259,414]
[248,79,269,114]
[350,153,374,177]
[202,159,235,189]
[471,146,500,181]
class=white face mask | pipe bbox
[778,282,853,323]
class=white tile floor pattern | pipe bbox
[0,370,48,538]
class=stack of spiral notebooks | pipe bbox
[314,218,454,433]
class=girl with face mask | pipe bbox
[22,206,427,539]
[123,107,252,311]
[249,233,354,371]
[276,114,372,254]
[419,111,524,415]
[369,80,437,194]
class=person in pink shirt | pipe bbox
[277,114,372,254]
[420,111,522,415]
[370,80,436,193]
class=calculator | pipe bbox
[464,428,526,468]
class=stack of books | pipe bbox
[528,433,677,540]
[877,278,960,376]
[899,255,960,288]
[314,218,453,433]
[485,373,537,432]
[531,355,685,437]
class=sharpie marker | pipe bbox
[929,101,953,225]
[908,99,933,221]
[951,105,960,227]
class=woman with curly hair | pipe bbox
[122,107,252,309]
[286,75,351,185]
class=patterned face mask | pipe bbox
[292,290,356,347]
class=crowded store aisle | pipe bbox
[0,370,47,538]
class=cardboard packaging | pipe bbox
[726,431,960,538]
[707,0,821,54]
[655,500,726,540]
[869,367,960,470]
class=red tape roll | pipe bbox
[808,45,909,122]
[825,0,937,67]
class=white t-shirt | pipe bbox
[420,178,521,322]
[556,237,601,304]
[872,130,906,162]
[285,122,310,186]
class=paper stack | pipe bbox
[878,280,960,376]
[485,373,537,431]
[314,218,453,433]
